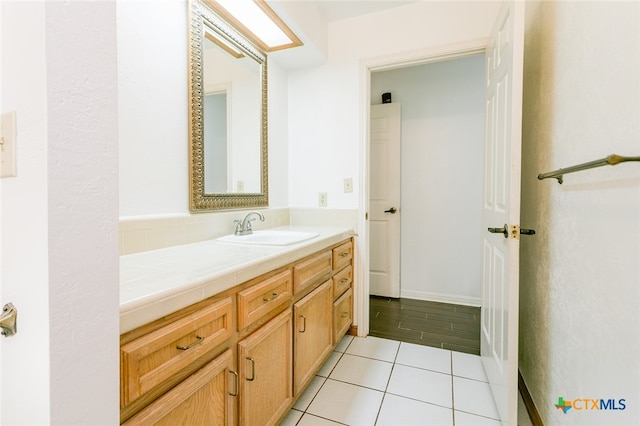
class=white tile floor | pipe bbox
[279,335,505,426]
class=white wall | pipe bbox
[371,55,485,305]
[1,1,119,424]
[520,1,640,424]
[118,1,189,216]
[118,1,289,217]
[288,1,499,209]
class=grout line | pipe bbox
[450,351,456,425]
[292,335,494,426]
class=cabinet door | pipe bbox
[237,310,293,426]
[293,280,333,395]
[123,349,235,426]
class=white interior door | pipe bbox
[481,1,525,425]
[369,103,401,298]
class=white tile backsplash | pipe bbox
[120,207,358,255]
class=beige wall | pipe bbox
[520,1,640,424]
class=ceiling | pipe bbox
[313,0,419,22]
[268,0,420,68]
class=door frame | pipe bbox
[356,39,488,337]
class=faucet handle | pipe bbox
[233,220,243,234]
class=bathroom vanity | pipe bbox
[119,227,355,425]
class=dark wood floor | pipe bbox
[369,296,481,355]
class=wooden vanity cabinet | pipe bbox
[120,296,234,423]
[293,250,332,294]
[333,288,353,344]
[237,269,292,330]
[123,349,235,425]
[120,237,354,425]
[237,310,293,426]
[331,240,354,344]
[332,265,352,301]
[293,280,333,395]
[332,240,353,272]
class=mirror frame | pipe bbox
[188,0,268,211]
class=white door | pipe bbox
[481,1,525,424]
[369,103,401,298]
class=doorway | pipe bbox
[367,53,486,352]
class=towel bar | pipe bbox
[537,154,640,184]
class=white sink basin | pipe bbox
[216,230,318,246]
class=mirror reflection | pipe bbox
[189,0,268,211]
[203,29,261,194]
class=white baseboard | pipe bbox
[399,289,481,307]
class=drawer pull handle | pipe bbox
[176,335,203,351]
[341,312,349,318]
[246,357,256,381]
[339,278,349,284]
[339,252,350,258]
[299,315,306,333]
[229,370,239,396]
[262,292,278,302]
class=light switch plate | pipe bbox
[0,111,17,178]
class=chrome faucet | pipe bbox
[234,211,265,236]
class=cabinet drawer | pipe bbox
[332,240,353,271]
[237,270,292,330]
[121,297,233,406]
[333,288,353,344]
[293,250,332,294]
[123,349,235,425]
[332,266,352,300]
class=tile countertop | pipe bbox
[120,226,355,334]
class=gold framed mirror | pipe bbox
[188,0,268,211]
